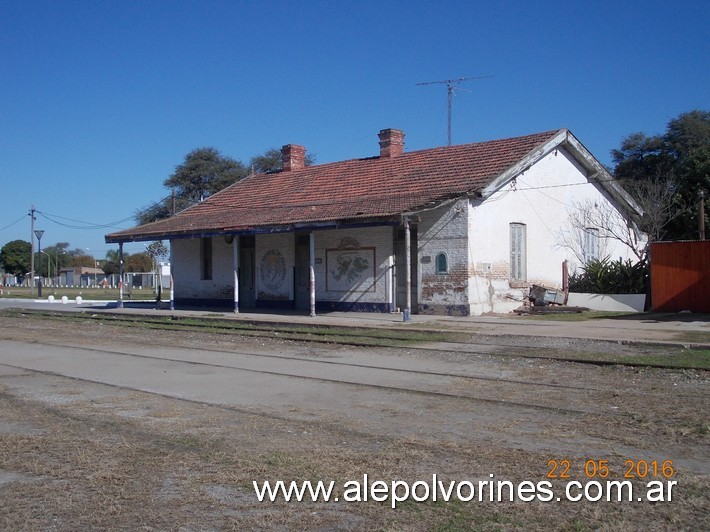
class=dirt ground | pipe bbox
[0,313,708,530]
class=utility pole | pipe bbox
[34,229,44,298]
[29,206,36,293]
[416,75,494,146]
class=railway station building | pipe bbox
[106,128,641,317]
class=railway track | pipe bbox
[1,315,706,478]
[0,335,697,424]
[6,308,703,371]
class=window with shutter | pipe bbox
[510,223,526,283]
[583,228,599,263]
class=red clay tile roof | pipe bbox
[106,129,562,242]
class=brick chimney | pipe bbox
[281,144,306,171]
[378,128,405,158]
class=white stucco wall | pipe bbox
[467,147,637,315]
[172,237,234,300]
[313,226,393,307]
[172,227,394,308]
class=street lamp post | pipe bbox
[34,230,44,297]
[55,251,65,289]
[40,251,51,286]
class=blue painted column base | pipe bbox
[403,309,411,322]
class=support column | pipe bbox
[387,254,394,313]
[309,232,316,317]
[233,236,240,314]
[404,219,411,322]
[117,243,124,309]
[169,241,175,311]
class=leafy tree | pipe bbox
[125,252,152,272]
[41,243,71,277]
[135,146,316,226]
[103,249,125,275]
[70,254,96,268]
[612,110,710,240]
[135,147,249,225]
[0,240,31,277]
[166,147,247,203]
[34,252,50,278]
[134,199,175,226]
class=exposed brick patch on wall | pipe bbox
[417,200,469,311]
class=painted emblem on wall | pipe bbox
[326,248,375,292]
[259,249,287,291]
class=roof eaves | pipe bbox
[562,132,644,217]
[106,214,403,244]
[479,129,567,199]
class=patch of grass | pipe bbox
[0,309,454,348]
[0,286,156,301]
[673,331,710,344]
[430,500,474,532]
[677,422,710,437]
[541,348,710,370]
[4,308,709,369]
[174,435,204,448]
[629,349,710,369]
[520,311,636,321]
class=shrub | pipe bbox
[569,257,647,294]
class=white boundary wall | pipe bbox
[567,293,646,312]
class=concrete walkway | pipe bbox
[3,298,709,346]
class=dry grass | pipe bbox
[0,313,708,530]
[1,383,708,531]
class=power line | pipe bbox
[514,178,575,209]
[0,214,27,232]
[513,177,621,192]
[36,210,135,230]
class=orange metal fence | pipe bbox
[651,241,710,312]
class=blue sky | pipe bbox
[1,0,708,258]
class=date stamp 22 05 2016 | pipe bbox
[547,459,676,480]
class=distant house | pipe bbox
[1,272,19,286]
[59,266,105,287]
[106,128,641,316]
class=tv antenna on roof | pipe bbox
[416,75,494,146]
